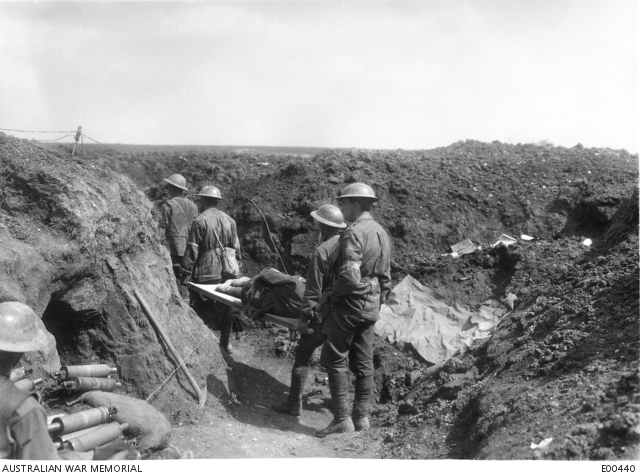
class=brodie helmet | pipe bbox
[311,204,347,228]
[338,182,379,202]
[196,186,224,200]
[0,302,49,353]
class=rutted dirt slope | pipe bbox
[28,138,640,459]
[0,133,231,439]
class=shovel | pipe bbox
[134,289,207,407]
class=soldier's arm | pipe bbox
[230,219,242,259]
[329,231,362,300]
[299,249,323,326]
[379,235,392,307]
[180,220,201,278]
[379,265,391,308]
[158,202,170,230]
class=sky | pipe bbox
[0,0,638,153]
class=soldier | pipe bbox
[272,204,347,416]
[158,174,198,299]
[180,186,241,354]
[0,302,135,460]
[317,183,391,437]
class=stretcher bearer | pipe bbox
[0,302,135,460]
[318,183,391,437]
[272,204,347,416]
[180,186,241,354]
[158,174,198,299]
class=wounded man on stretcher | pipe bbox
[216,268,306,322]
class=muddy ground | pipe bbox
[1,134,638,460]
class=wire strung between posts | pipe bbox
[36,134,76,142]
[0,127,103,146]
[145,335,208,403]
[0,127,77,133]
[82,133,101,144]
[232,184,289,274]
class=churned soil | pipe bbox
[17,138,640,459]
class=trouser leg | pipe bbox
[348,318,375,431]
[191,279,234,354]
[316,370,354,437]
[273,322,323,416]
[317,310,358,437]
[171,255,189,300]
[328,371,350,421]
[289,322,324,402]
[272,366,308,416]
[351,375,373,430]
[288,367,309,405]
[217,302,234,353]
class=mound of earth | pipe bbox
[0,132,231,446]
[26,137,640,460]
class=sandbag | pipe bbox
[83,391,171,452]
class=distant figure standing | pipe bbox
[158,174,198,299]
[180,186,241,354]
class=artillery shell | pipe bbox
[48,406,112,435]
[63,422,129,452]
[57,364,118,380]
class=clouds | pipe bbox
[0,1,637,152]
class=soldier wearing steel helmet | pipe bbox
[180,185,241,354]
[272,204,347,416]
[159,174,198,298]
[317,183,391,437]
[0,302,136,460]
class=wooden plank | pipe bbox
[262,313,297,330]
[187,283,243,309]
[187,282,298,330]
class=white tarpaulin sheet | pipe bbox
[374,275,509,364]
[450,238,477,255]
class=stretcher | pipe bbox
[187,283,298,330]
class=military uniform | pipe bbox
[296,234,341,362]
[180,207,240,350]
[0,301,134,460]
[273,233,341,416]
[159,197,198,297]
[295,235,340,373]
[0,377,91,460]
[321,211,391,427]
[159,197,199,259]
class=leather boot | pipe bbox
[272,366,308,416]
[219,330,233,355]
[352,375,373,431]
[317,372,354,437]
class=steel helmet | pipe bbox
[338,182,379,202]
[163,174,188,191]
[196,185,224,200]
[311,204,347,228]
[0,302,49,352]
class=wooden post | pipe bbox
[71,126,82,157]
